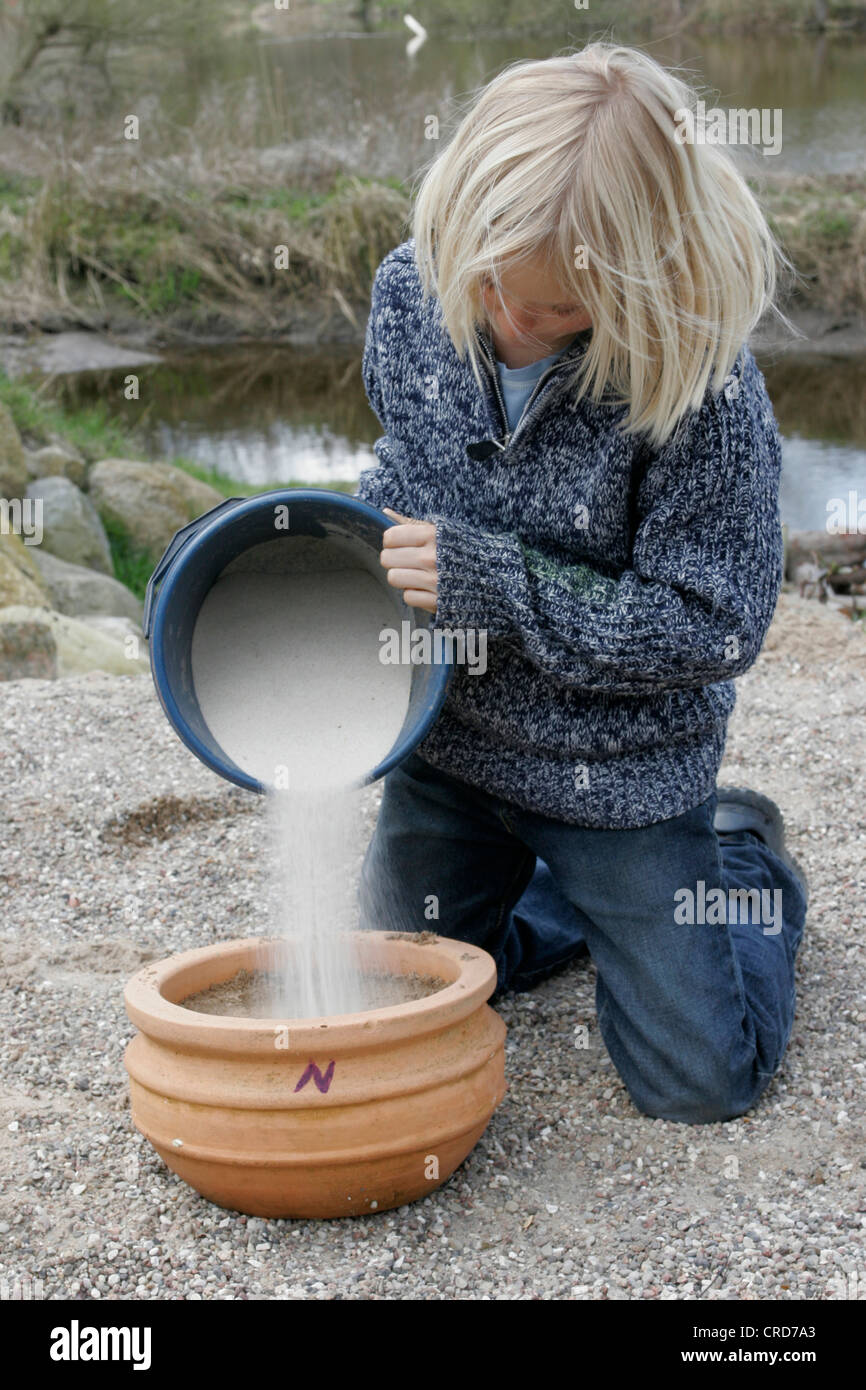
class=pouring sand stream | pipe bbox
[188,536,415,1018]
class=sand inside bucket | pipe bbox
[190,536,412,789]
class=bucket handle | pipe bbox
[143,496,246,639]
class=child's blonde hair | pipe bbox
[412,43,787,447]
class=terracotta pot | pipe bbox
[124,931,506,1219]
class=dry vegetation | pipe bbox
[0,152,411,338]
[0,147,862,341]
[761,172,866,315]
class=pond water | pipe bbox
[31,344,866,534]
[107,19,866,180]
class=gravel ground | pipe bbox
[1,591,864,1302]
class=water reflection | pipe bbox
[780,438,866,533]
[36,23,866,181]
[36,344,866,531]
[172,31,866,179]
[759,354,866,446]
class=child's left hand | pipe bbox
[380,508,438,614]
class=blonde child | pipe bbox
[358,43,807,1124]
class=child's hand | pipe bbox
[380,508,438,614]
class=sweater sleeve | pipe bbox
[356,286,413,515]
[431,359,784,694]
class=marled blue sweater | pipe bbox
[358,238,784,828]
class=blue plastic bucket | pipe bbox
[143,489,452,792]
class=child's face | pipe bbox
[481,254,592,367]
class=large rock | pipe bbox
[29,549,143,622]
[25,443,87,488]
[25,475,113,574]
[0,549,49,607]
[78,614,148,656]
[0,605,149,679]
[88,459,224,562]
[0,608,57,679]
[0,528,50,594]
[0,402,28,500]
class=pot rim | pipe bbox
[124,931,498,1053]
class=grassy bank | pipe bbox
[760,173,866,315]
[0,160,862,341]
[0,367,355,598]
[0,164,411,341]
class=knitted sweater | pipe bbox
[358,238,784,829]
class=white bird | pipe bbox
[404,14,428,57]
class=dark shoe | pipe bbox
[714,787,809,903]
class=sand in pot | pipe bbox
[190,535,415,1019]
[183,967,447,1017]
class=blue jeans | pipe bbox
[359,752,808,1125]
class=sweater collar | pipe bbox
[475,323,592,373]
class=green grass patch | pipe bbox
[0,163,413,325]
[137,266,203,313]
[0,170,41,216]
[102,515,158,601]
[220,188,333,218]
[756,173,866,311]
[801,209,855,242]
[0,367,141,461]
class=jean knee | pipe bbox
[628,1067,775,1125]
